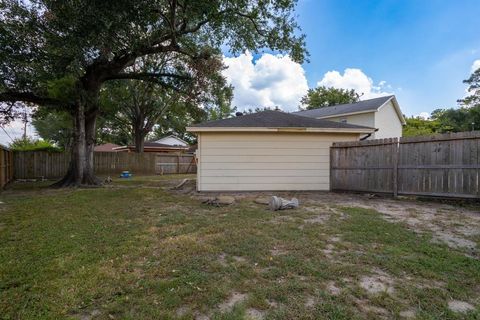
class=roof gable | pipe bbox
[154,135,189,146]
[293,95,393,118]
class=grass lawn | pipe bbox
[0,175,479,319]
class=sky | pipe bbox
[1,0,479,145]
[223,0,480,117]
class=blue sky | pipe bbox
[296,0,480,116]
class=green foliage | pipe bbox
[9,137,61,152]
[31,110,73,149]
[431,106,480,132]
[46,75,77,104]
[300,86,360,110]
[402,116,440,137]
[458,67,480,108]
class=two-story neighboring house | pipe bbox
[293,95,405,139]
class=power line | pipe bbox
[0,125,14,142]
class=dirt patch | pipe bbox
[292,192,480,254]
[233,256,247,263]
[176,306,189,317]
[304,214,329,224]
[359,269,395,295]
[217,253,228,266]
[218,292,247,312]
[270,247,288,256]
[329,236,341,242]
[399,309,416,318]
[354,298,389,317]
[432,233,476,250]
[326,281,341,295]
[194,313,210,320]
[246,308,265,319]
[342,199,480,252]
[304,296,315,307]
[72,309,101,320]
[448,300,475,313]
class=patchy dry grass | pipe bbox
[0,175,479,319]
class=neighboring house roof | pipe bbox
[94,143,121,152]
[293,95,406,124]
[154,134,189,147]
[188,110,375,133]
[114,141,189,152]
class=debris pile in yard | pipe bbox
[201,195,235,206]
[269,196,299,211]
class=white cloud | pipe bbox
[222,51,308,111]
[0,119,37,146]
[415,112,430,120]
[471,59,480,73]
[317,68,393,100]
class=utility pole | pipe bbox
[22,107,28,140]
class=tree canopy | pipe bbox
[300,86,360,110]
[1,0,307,186]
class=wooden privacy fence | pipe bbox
[331,131,480,199]
[14,151,196,179]
[0,145,14,188]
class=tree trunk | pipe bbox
[134,132,145,153]
[84,110,102,185]
[133,116,146,153]
[51,104,102,187]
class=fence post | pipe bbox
[176,154,180,174]
[392,138,399,198]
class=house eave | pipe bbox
[186,126,375,134]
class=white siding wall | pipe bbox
[197,132,359,191]
[373,101,403,139]
[322,112,375,129]
[155,136,188,146]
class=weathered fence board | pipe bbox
[14,151,196,179]
[331,132,480,199]
[0,145,14,188]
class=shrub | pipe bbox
[10,137,62,152]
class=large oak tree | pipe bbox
[0,0,306,186]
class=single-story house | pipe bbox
[94,143,121,152]
[153,135,189,147]
[293,95,405,139]
[187,110,375,191]
[114,142,189,153]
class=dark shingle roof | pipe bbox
[293,95,394,118]
[190,110,374,130]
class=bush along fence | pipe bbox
[0,145,14,188]
[330,131,480,199]
[14,151,197,180]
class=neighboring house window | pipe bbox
[340,118,347,123]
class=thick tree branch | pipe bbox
[0,91,64,107]
[104,72,191,82]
